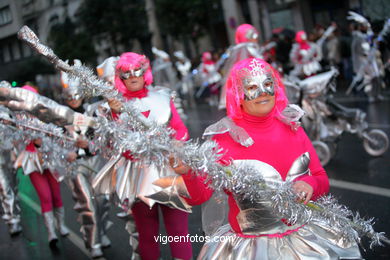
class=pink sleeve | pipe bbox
[182,170,214,205]
[295,129,329,200]
[169,100,189,140]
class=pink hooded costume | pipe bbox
[289,30,322,78]
[218,24,264,109]
[182,58,361,259]
[93,52,192,260]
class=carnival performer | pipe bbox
[348,11,387,102]
[61,60,112,258]
[289,30,322,79]
[152,47,187,120]
[196,51,222,106]
[0,108,22,236]
[289,24,336,79]
[218,24,264,109]
[151,47,178,89]
[174,58,362,259]
[13,85,69,247]
[174,50,195,108]
[94,52,192,260]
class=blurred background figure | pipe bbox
[217,24,265,109]
[174,50,195,108]
[151,47,178,90]
[347,11,389,102]
[195,51,221,107]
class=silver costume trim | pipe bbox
[203,117,254,147]
[66,101,112,251]
[0,151,21,230]
[197,154,361,259]
[92,87,191,212]
[68,155,111,249]
[203,106,304,147]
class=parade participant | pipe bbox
[152,47,187,120]
[95,52,192,260]
[61,60,111,258]
[196,51,221,106]
[0,108,22,236]
[289,24,336,79]
[151,47,178,89]
[174,50,195,107]
[218,24,265,109]
[13,85,69,247]
[175,58,362,259]
[289,30,323,78]
[348,11,387,102]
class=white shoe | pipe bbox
[101,235,111,248]
[90,245,103,258]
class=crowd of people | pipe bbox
[0,10,389,260]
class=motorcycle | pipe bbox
[284,67,389,166]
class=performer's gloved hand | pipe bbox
[292,180,313,204]
[66,151,78,162]
[107,98,123,114]
[169,156,191,175]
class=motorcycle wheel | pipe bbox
[363,129,389,156]
[326,141,338,157]
[313,141,332,166]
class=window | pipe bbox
[0,6,12,26]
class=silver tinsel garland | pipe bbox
[0,105,77,173]
[16,25,389,248]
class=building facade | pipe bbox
[0,0,388,85]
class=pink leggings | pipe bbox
[132,202,192,260]
[29,170,63,213]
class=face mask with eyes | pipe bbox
[118,59,149,80]
[239,59,275,100]
[245,28,259,41]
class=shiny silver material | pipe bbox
[287,152,310,177]
[17,26,71,72]
[125,211,140,260]
[146,176,192,212]
[68,155,111,250]
[198,156,362,259]
[0,86,95,128]
[245,28,258,41]
[0,150,22,235]
[92,88,191,211]
[54,207,69,236]
[199,223,362,260]
[291,68,389,165]
[239,59,275,100]
[43,210,58,244]
[61,59,82,99]
[119,60,149,79]
[203,117,254,147]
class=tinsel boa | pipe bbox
[0,105,76,175]
[16,25,389,248]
